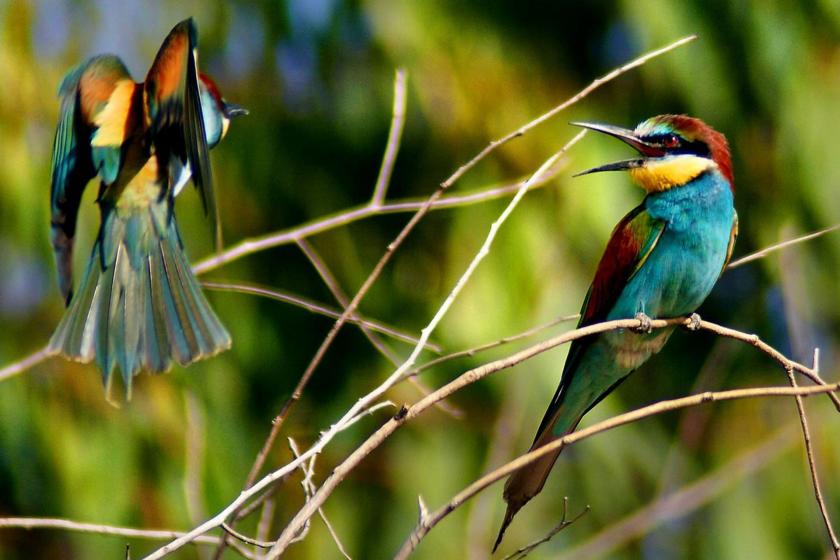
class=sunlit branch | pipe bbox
[394,381,838,558]
[554,427,796,559]
[727,223,840,269]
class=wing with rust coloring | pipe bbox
[50,55,133,303]
[144,17,218,247]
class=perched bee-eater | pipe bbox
[494,115,737,549]
[47,18,247,396]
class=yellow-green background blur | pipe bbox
[2,1,840,558]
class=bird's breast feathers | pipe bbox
[630,154,716,193]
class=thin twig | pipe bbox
[289,439,353,559]
[0,346,49,382]
[372,69,408,207]
[201,281,439,352]
[786,354,840,558]
[191,170,564,277]
[0,517,222,545]
[407,314,580,379]
[502,497,590,560]
[394,380,839,558]
[727,223,840,269]
[556,427,797,559]
[220,523,273,548]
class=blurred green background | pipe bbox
[2,0,840,558]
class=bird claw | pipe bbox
[686,312,702,331]
[633,312,653,333]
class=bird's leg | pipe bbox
[685,312,702,331]
[633,311,653,333]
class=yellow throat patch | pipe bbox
[629,155,715,192]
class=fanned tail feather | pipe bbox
[48,206,230,397]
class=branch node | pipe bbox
[394,404,409,421]
[686,312,702,331]
[633,312,653,333]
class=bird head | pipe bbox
[572,114,733,193]
[198,73,248,148]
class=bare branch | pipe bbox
[394,381,839,558]
[727,223,840,269]
[786,355,840,558]
[407,314,580,379]
[555,427,797,559]
[502,497,590,560]
[220,523,273,549]
[0,517,222,545]
[201,281,439,352]
[0,345,49,382]
[371,69,408,206]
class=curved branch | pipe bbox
[394,381,840,558]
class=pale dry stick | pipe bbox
[254,497,276,551]
[407,314,580,379]
[699,317,840,412]
[270,313,836,557]
[266,134,584,556]
[556,426,797,560]
[201,281,438,352]
[394,382,840,558]
[727,223,840,269]
[372,69,408,207]
[192,170,564,276]
[502,497,590,560]
[0,517,223,546]
[0,345,49,382]
[289,439,353,560]
[786,353,840,559]
[220,523,273,549]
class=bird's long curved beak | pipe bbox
[571,121,664,176]
[223,102,249,118]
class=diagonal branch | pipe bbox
[394,381,840,558]
[201,280,438,351]
[786,353,840,558]
[727,223,840,269]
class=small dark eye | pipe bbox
[663,134,680,148]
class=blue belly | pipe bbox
[608,172,735,321]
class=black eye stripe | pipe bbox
[643,134,710,157]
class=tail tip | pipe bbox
[493,502,522,553]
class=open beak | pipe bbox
[223,102,249,118]
[570,121,664,176]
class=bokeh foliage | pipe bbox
[1,0,840,558]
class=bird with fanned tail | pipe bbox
[494,115,738,551]
[47,18,247,398]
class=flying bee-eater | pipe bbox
[494,115,738,549]
[47,18,248,397]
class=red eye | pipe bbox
[663,134,680,148]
